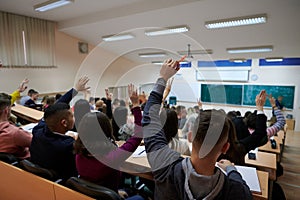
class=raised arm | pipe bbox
[142,59,182,173]
[10,78,29,104]
[102,84,142,165]
[57,76,90,104]
[104,89,113,119]
[267,95,285,138]
[162,77,174,102]
[240,90,267,151]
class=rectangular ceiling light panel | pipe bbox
[139,52,166,58]
[227,45,273,54]
[34,0,74,12]
[102,34,135,42]
[205,14,267,29]
[145,26,189,36]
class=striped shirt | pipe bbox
[267,109,285,138]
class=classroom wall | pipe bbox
[1,28,299,131]
[98,59,300,131]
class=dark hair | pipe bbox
[43,103,71,131]
[176,105,186,114]
[112,106,128,140]
[44,103,70,119]
[192,109,233,157]
[74,112,116,157]
[28,89,37,96]
[74,99,90,130]
[245,110,257,129]
[193,106,200,113]
[227,111,237,120]
[55,93,62,101]
[46,96,55,105]
[160,108,178,143]
[244,111,252,118]
[0,93,11,111]
[119,100,126,106]
[235,111,241,117]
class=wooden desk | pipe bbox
[11,104,43,123]
[0,161,55,200]
[245,151,277,181]
[122,156,153,180]
[0,161,94,200]
[276,130,285,141]
[258,140,281,162]
[285,119,295,130]
[53,183,95,200]
[253,170,269,200]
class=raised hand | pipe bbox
[162,77,174,101]
[18,78,29,92]
[159,58,180,81]
[255,90,267,111]
[75,76,90,92]
[268,94,276,108]
[128,84,139,108]
[197,98,203,109]
[105,89,113,101]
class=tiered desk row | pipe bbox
[5,105,288,200]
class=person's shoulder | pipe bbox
[223,175,252,199]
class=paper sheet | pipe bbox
[132,146,146,157]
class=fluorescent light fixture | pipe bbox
[102,34,134,42]
[139,52,166,58]
[265,57,283,62]
[34,0,74,12]
[145,26,189,36]
[227,45,273,54]
[177,49,213,55]
[205,14,267,29]
[152,61,189,65]
[151,61,164,65]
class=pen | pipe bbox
[138,150,145,155]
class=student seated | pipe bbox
[142,59,252,200]
[221,90,268,165]
[160,108,190,156]
[29,76,90,181]
[10,78,29,105]
[264,95,285,138]
[74,84,143,199]
[24,89,43,110]
[29,103,77,180]
[0,93,32,159]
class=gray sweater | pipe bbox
[142,78,253,200]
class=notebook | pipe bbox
[216,164,261,194]
[132,146,146,157]
[21,123,38,133]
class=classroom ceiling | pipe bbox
[1,0,300,64]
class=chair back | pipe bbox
[66,177,122,200]
[0,152,19,165]
[19,159,60,182]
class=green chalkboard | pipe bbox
[201,84,243,105]
[243,85,295,109]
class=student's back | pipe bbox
[30,103,77,181]
[142,59,252,200]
